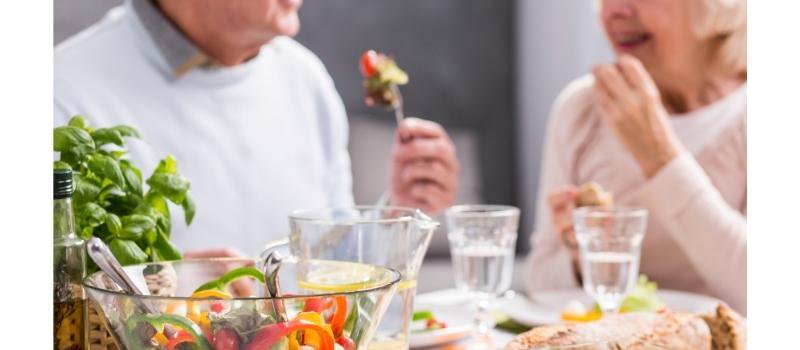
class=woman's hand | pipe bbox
[592,54,684,178]
[549,186,580,263]
[390,118,460,215]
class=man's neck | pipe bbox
[156,0,274,66]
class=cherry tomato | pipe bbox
[210,301,225,314]
[359,50,379,77]
[212,328,240,350]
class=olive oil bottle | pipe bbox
[53,169,87,350]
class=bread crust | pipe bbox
[505,312,711,350]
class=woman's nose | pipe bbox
[600,0,636,20]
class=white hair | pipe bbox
[693,0,747,76]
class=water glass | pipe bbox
[573,206,648,315]
[446,205,520,347]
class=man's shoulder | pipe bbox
[266,37,331,80]
[55,6,134,78]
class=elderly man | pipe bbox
[55,0,459,257]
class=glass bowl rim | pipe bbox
[82,257,402,301]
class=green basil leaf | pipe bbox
[91,128,124,147]
[67,115,89,130]
[53,161,72,171]
[181,192,196,226]
[112,125,141,139]
[144,229,158,245]
[97,183,125,204]
[120,160,143,196]
[119,214,156,240]
[157,214,171,239]
[145,192,170,218]
[110,150,127,159]
[80,203,107,228]
[108,238,148,266]
[54,126,95,152]
[73,174,101,205]
[147,173,190,204]
[88,154,126,189]
[153,230,182,261]
[79,227,94,240]
[106,213,122,237]
[153,155,178,175]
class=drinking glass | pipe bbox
[573,206,648,315]
[446,205,520,348]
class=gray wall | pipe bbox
[515,0,613,248]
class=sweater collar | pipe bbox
[129,0,212,77]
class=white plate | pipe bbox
[497,288,722,326]
[410,296,474,348]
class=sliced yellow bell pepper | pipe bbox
[290,312,333,350]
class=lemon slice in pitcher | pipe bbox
[298,260,390,293]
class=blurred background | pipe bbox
[55,0,612,291]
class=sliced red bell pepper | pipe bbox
[165,330,195,350]
[302,296,347,339]
[329,296,347,338]
[303,297,332,313]
[245,319,334,350]
[336,335,355,350]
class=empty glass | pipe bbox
[573,206,648,315]
[446,205,520,348]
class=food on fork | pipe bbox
[575,182,614,208]
[359,49,409,108]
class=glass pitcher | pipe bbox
[260,206,439,349]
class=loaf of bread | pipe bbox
[700,304,746,350]
[505,311,712,350]
[576,182,614,208]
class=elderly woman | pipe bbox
[526,0,747,313]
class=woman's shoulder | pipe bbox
[547,74,601,142]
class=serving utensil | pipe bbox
[262,250,288,322]
[86,237,160,315]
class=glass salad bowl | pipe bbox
[83,258,400,350]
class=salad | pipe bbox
[410,310,447,333]
[561,275,666,322]
[119,266,363,350]
[359,50,409,108]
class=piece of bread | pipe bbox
[505,311,712,350]
[576,182,614,208]
[700,304,746,350]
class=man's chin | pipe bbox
[275,15,300,37]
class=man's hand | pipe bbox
[183,248,246,259]
[592,54,684,178]
[183,248,255,297]
[390,118,460,215]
